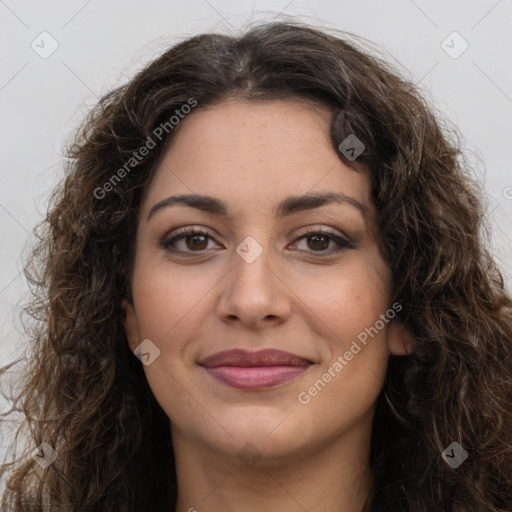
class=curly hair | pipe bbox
[1,18,511,511]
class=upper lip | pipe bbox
[199,349,312,368]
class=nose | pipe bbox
[216,237,292,330]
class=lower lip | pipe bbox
[203,365,310,390]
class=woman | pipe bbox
[1,19,511,512]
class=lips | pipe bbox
[199,349,313,390]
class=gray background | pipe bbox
[1,0,511,465]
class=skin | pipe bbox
[123,97,413,512]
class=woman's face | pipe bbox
[123,98,410,464]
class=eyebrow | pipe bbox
[147,191,366,222]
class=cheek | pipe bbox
[292,252,392,405]
[131,257,219,344]
[296,277,391,434]
[130,261,216,419]
[298,352,387,442]
[293,253,391,347]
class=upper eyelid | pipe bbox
[161,225,352,251]
[164,224,348,241]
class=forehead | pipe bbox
[142,98,373,219]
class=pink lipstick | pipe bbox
[199,349,312,390]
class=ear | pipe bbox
[386,320,415,356]
[122,299,139,353]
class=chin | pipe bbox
[205,405,317,458]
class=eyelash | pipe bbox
[159,226,354,257]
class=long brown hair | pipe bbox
[1,19,511,511]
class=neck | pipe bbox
[172,417,374,512]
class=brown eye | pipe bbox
[292,229,354,256]
[160,227,353,258]
[306,234,330,251]
[160,228,221,255]
[186,234,208,251]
